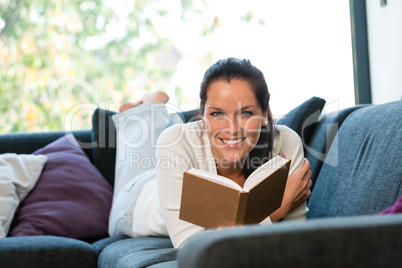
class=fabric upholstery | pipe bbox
[91,108,117,186]
[308,101,402,218]
[0,154,47,237]
[380,194,402,215]
[9,134,113,241]
[0,235,97,268]
[304,105,365,188]
[277,96,326,147]
[91,235,129,256]
[0,130,93,160]
[98,236,177,268]
[178,214,402,268]
[150,261,178,267]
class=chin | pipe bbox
[214,151,248,166]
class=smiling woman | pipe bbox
[202,79,267,170]
[199,58,275,179]
[107,57,313,250]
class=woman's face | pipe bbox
[203,79,268,167]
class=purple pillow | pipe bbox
[380,195,402,215]
[9,134,113,241]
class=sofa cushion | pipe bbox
[178,214,402,268]
[9,134,113,241]
[380,194,402,215]
[308,101,402,218]
[304,105,366,189]
[91,235,129,255]
[277,96,326,146]
[0,154,47,237]
[0,235,97,268]
[98,236,177,268]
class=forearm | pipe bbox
[269,203,292,222]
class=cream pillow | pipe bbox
[0,153,47,237]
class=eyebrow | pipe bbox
[206,105,258,110]
[240,105,258,110]
[206,107,223,111]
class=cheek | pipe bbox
[204,117,225,134]
[243,120,262,143]
[242,117,263,132]
[203,118,220,141]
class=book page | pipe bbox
[186,168,243,191]
[243,156,289,191]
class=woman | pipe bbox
[109,58,313,249]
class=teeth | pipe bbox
[222,138,243,145]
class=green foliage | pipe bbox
[0,0,259,133]
[0,0,190,132]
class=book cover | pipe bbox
[179,157,291,229]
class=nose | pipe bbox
[223,115,241,134]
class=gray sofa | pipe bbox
[0,98,401,267]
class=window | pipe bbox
[0,0,354,132]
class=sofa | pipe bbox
[0,97,401,267]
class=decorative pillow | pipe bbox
[380,194,402,215]
[0,154,47,237]
[277,96,326,145]
[9,134,113,241]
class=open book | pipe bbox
[179,156,291,229]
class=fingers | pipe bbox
[306,189,312,199]
[305,169,313,181]
[305,180,313,200]
[299,158,311,175]
[308,178,313,189]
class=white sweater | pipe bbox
[133,121,307,248]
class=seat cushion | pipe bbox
[308,101,402,218]
[0,236,97,268]
[98,236,177,268]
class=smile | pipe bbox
[220,137,246,146]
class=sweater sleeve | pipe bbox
[277,125,309,221]
[156,124,205,248]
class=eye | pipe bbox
[241,111,252,116]
[211,111,222,117]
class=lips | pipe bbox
[220,137,246,147]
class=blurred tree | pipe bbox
[0,0,207,132]
[0,0,262,133]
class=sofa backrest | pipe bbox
[304,105,366,190]
[0,130,93,161]
[307,101,402,218]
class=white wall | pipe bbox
[366,0,402,104]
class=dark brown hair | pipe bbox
[200,58,277,178]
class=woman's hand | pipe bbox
[270,158,313,222]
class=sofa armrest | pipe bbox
[178,214,402,268]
